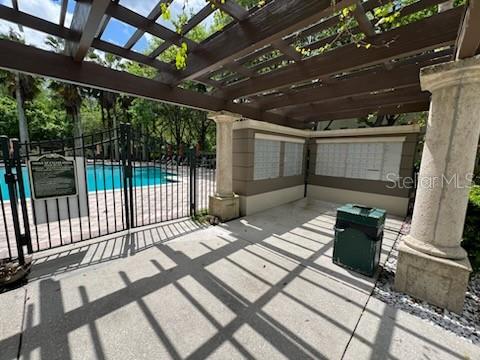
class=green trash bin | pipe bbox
[333,204,386,277]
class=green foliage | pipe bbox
[462,186,480,272]
[0,96,18,137]
[160,3,171,20]
[175,42,189,70]
[25,93,70,140]
[155,0,268,69]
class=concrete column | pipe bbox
[208,111,241,221]
[395,55,480,313]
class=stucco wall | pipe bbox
[308,133,418,198]
[232,127,306,215]
[232,120,420,217]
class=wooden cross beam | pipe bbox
[0,4,77,41]
[67,0,111,61]
[301,102,429,122]
[257,51,451,111]
[59,0,69,28]
[0,39,299,127]
[178,0,357,81]
[352,1,376,38]
[0,4,176,82]
[455,0,480,59]
[224,7,464,100]
[123,0,172,50]
[10,0,22,31]
[284,86,428,117]
[149,4,215,59]
[212,0,249,21]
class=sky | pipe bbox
[0,0,215,54]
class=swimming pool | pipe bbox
[0,165,170,200]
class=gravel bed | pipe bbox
[373,221,480,344]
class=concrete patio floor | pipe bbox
[0,198,478,360]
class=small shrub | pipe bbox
[462,186,480,272]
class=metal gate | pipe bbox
[0,124,216,263]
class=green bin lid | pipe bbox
[336,204,386,228]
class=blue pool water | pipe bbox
[0,165,169,201]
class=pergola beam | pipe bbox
[148,3,214,59]
[212,0,249,21]
[218,0,457,96]
[105,3,196,50]
[0,5,78,40]
[0,5,177,83]
[257,53,451,111]
[285,87,428,117]
[0,39,296,127]
[92,39,176,76]
[10,0,22,32]
[271,40,302,62]
[67,0,111,61]
[352,1,376,38]
[224,7,464,100]
[178,0,357,81]
[123,0,172,50]
[302,102,429,122]
[59,0,68,28]
[455,0,480,59]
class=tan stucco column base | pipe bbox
[208,111,242,223]
[395,242,471,313]
[209,194,240,222]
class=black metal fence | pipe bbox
[0,124,216,263]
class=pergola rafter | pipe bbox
[223,7,463,100]
[212,0,249,21]
[123,0,173,51]
[0,0,477,127]
[59,0,68,28]
[301,102,430,123]
[212,0,451,92]
[256,50,452,111]
[177,0,357,81]
[0,38,299,128]
[67,0,111,61]
[283,86,428,118]
[455,0,480,59]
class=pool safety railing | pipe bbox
[0,124,216,263]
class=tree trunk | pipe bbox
[72,103,83,156]
[15,73,29,144]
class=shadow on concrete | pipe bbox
[0,200,471,360]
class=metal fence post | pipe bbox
[120,124,131,230]
[125,124,134,228]
[12,139,32,254]
[189,149,197,217]
[0,136,25,264]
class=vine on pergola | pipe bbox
[295,2,401,57]
[160,0,266,69]
[160,0,437,70]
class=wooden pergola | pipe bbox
[0,0,479,129]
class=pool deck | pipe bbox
[1,198,477,360]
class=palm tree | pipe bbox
[48,81,83,139]
[45,36,84,153]
[87,52,125,160]
[0,31,40,144]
